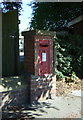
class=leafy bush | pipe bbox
[55,34,83,79]
[70,72,77,81]
[56,70,65,80]
[65,71,80,83]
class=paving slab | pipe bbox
[68,90,81,97]
[2,90,82,119]
[26,95,81,118]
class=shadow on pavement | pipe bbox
[2,100,60,119]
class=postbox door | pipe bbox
[39,45,50,75]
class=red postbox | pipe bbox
[22,30,55,76]
[39,40,50,75]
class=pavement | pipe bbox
[27,93,81,118]
[2,90,82,119]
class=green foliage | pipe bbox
[56,70,65,80]
[65,72,79,83]
[56,42,72,76]
[55,34,83,79]
[2,2,22,15]
[30,2,82,30]
[70,72,77,81]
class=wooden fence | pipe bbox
[2,9,19,77]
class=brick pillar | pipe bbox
[22,30,56,103]
[30,74,56,103]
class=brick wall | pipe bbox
[24,35,35,74]
[30,74,56,103]
[1,86,30,110]
[1,74,56,110]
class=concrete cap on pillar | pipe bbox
[22,30,56,38]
